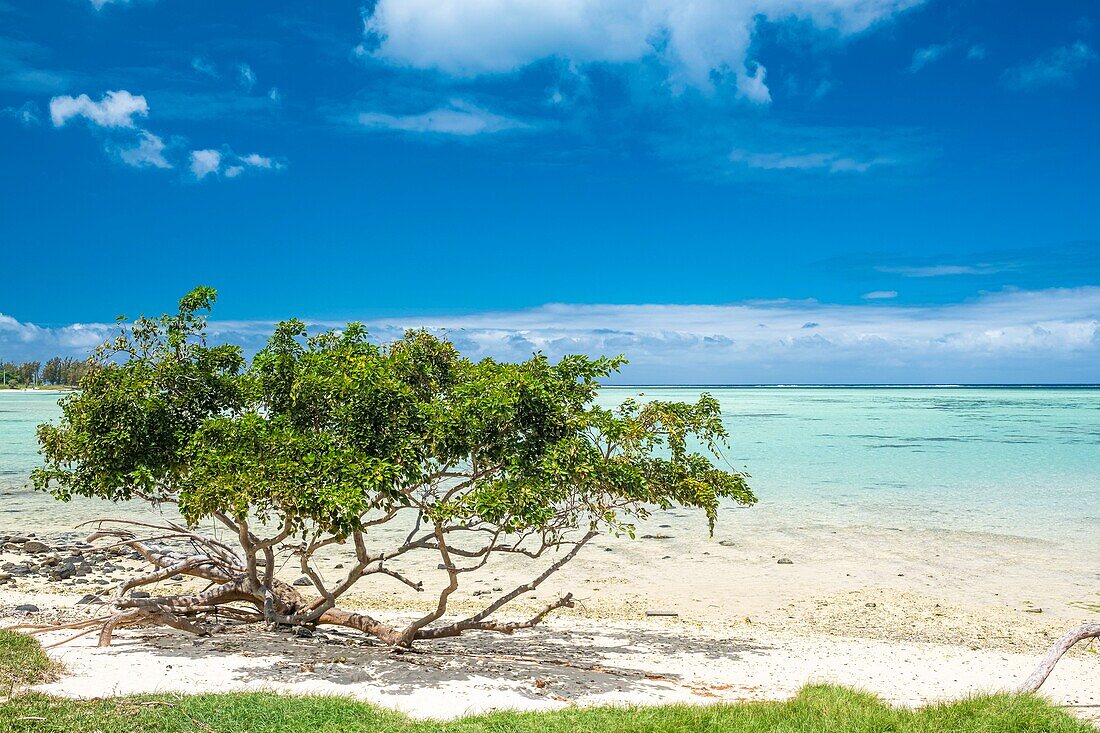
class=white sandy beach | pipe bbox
[21,617,1098,721]
[3,512,1097,722]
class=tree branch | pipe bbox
[1019,622,1100,693]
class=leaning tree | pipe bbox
[28,288,754,648]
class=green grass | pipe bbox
[0,631,1092,732]
[0,629,57,695]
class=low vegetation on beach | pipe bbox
[29,287,754,648]
[0,631,1093,733]
[0,629,57,694]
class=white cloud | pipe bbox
[192,56,219,78]
[736,63,771,103]
[1002,41,1097,90]
[189,148,222,179]
[115,130,171,169]
[189,148,283,180]
[0,314,113,359]
[876,263,1011,277]
[369,287,1100,382]
[237,63,256,91]
[47,90,175,172]
[966,44,987,60]
[240,153,273,169]
[729,148,889,173]
[862,290,898,299]
[909,43,948,72]
[363,0,922,98]
[268,87,282,104]
[50,90,148,128]
[2,100,40,126]
[357,99,529,136]
[4,287,1098,383]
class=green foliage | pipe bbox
[35,288,244,504]
[0,630,56,694]
[35,287,754,540]
[0,356,92,387]
[0,685,1092,733]
[41,356,95,386]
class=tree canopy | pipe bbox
[33,288,754,647]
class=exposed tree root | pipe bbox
[14,517,595,651]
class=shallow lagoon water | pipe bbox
[2,387,1098,547]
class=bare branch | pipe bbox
[416,594,576,640]
[1019,622,1100,693]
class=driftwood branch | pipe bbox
[1019,622,1100,693]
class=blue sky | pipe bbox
[1,0,1098,382]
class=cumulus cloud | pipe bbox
[0,314,113,361]
[46,90,181,172]
[736,63,771,103]
[4,287,1097,383]
[363,0,922,98]
[115,130,171,169]
[50,90,148,128]
[381,287,1100,383]
[357,99,529,136]
[862,290,898,299]
[240,153,273,168]
[189,149,222,179]
[1002,41,1097,89]
[966,44,987,60]
[189,148,283,180]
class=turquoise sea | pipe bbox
[2,388,1099,545]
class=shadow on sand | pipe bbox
[95,620,773,707]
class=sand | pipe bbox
[2,511,1098,723]
[18,614,1100,721]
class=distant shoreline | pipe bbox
[603,383,1100,389]
[6,384,1100,393]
